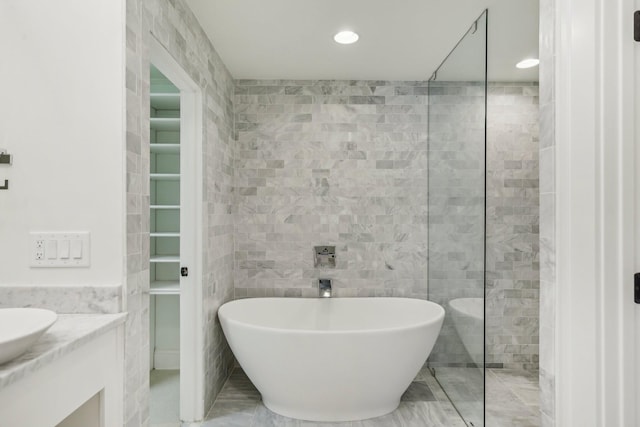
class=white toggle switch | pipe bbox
[46,240,57,259]
[71,240,82,259]
[59,240,70,259]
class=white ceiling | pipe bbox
[185,0,539,82]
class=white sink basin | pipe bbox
[0,308,57,365]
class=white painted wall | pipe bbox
[153,295,180,369]
[0,0,125,286]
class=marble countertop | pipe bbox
[0,313,126,389]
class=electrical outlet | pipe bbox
[30,232,90,267]
[34,239,44,260]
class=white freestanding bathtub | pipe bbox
[218,297,444,422]
[448,297,484,368]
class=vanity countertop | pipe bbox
[0,313,126,389]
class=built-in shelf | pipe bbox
[151,144,180,154]
[150,232,180,237]
[150,68,183,370]
[150,117,180,131]
[151,205,180,210]
[150,173,180,181]
[150,255,180,263]
[150,93,180,110]
[150,281,180,295]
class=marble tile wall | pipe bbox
[234,80,539,373]
[427,82,540,371]
[538,0,556,424]
[234,80,430,298]
[427,81,486,367]
[124,1,151,424]
[126,0,235,425]
[0,285,122,313]
[486,82,540,370]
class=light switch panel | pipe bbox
[59,240,70,259]
[30,232,90,267]
[46,240,57,259]
[71,240,82,259]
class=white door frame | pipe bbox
[554,0,636,425]
[149,37,205,421]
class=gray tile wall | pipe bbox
[0,285,122,313]
[427,81,486,367]
[125,1,151,424]
[234,80,430,299]
[426,82,539,371]
[123,8,543,419]
[234,80,540,373]
[539,0,556,424]
[126,0,235,425]
[486,82,540,370]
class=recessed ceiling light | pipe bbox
[516,58,540,69]
[334,30,359,45]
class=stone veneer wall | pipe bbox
[486,82,540,370]
[126,0,235,425]
[234,80,430,298]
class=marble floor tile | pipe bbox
[215,368,261,402]
[489,369,540,408]
[421,371,451,403]
[426,367,541,427]
[485,413,540,427]
[150,369,180,426]
[203,400,257,427]
[154,367,541,427]
[252,403,302,426]
[298,421,353,427]
[485,369,540,427]
[397,401,464,427]
[196,367,464,427]
[401,381,437,402]
[350,409,403,427]
[430,367,484,426]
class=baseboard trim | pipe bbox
[153,349,180,370]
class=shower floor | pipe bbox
[433,367,540,427]
[485,369,540,427]
[198,367,465,427]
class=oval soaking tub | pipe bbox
[218,297,444,422]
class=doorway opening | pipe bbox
[149,37,204,424]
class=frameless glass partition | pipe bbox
[427,10,487,427]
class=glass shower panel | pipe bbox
[427,11,487,427]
